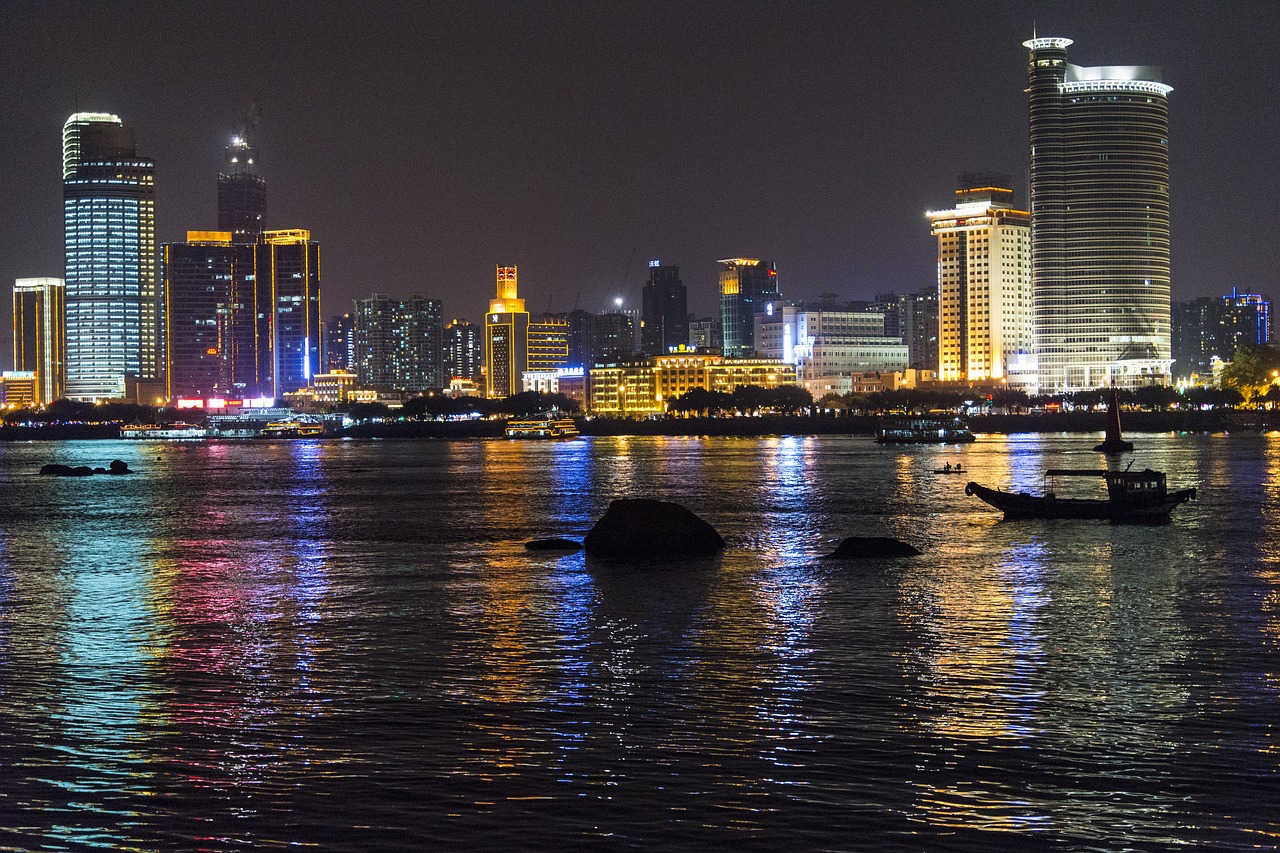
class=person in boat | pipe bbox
[943,462,952,472]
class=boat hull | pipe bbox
[964,481,1196,522]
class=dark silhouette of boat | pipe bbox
[964,468,1195,522]
[1094,387,1134,453]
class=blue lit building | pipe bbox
[719,258,779,357]
[261,230,322,399]
[62,112,159,400]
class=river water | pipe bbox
[0,433,1276,851]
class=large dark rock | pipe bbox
[525,537,583,552]
[69,466,94,477]
[39,464,74,476]
[108,459,132,475]
[824,536,921,559]
[585,498,724,559]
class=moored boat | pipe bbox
[505,414,580,439]
[119,423,211,440]
[876,415,975,444]
[965,468,1196,522]
[262,418,325,438]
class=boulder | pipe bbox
[824,536,921,559]
[525,537,583,552]
[108,459,132,475]
[39,464,75,476]
[584,498,724,559]
[69,466,95,477]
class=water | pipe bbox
[0,433,1276,851]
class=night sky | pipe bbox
[2,1,1277,370]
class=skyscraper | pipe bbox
[62,112,158,400]
[326,312,356,373]
[354,293,445,390]
[162,231,260,399]
[445,319,482,382]
[485,266,529,398]
[928,175,1032,383]
[218,136,266,243]
[641,261,689,357]
[1025,37,1173,392]
[719,258,780,357]
[12,277,66,404]
[260,230,322,398]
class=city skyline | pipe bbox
[1,2,1277,374]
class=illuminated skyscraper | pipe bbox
[12,277,66,404]
[528,314,570,374]
[327,312,356,373]
[719,258,779,357]
[354,293,444,390]
[62,112,158,399]
[260,230,322,397]
[218,136,266,243]
[928,176,1031,383]
[1025,37,1173,391]
[162,232,260,399]
[445,319,482,382]
[485,266,529,398]
[641,261,688,357]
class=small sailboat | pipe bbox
[1094,387,1134,453]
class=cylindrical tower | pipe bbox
[1025,37,1172,392]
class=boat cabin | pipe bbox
[1041,468,1168,501]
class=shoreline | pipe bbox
[1,409,1265,441]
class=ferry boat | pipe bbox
[261,418,326,438]
[875,416,975,444]
[505,414,580,439]
[119,423,211,440]
[964,468,1196,522]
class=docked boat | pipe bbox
[261,418,325,438]
[964,468,1196,522]
[505,414,580,439]
[876,416,975,444]
[119,423,211,440]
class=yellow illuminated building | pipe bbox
[13,277,66,405]
[588,351,797,415]
[485,266,529,398]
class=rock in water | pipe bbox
[824,536,921,559]
[584,498,724,559]
[39,464,74,476]
[525,537,583,552]
[108,459,132,475]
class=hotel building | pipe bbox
[588,352,796,416]
[485,266,529,398]
[720,258,780,357]
[928,177,1032,386]
[12,277,66,404]
[1025,37,1173,391]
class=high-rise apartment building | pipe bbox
[445,319,482,382]
[720,258,780,357]
[260,230,322,397]
[485,266,529,398]
[1171,290,1274,381]
[591,312,635,363]
[1025,37,1173,391]
[162,232,261,399]
[898,287,940,371]
[528,314,570,374]
[62,112,158,399]
[641,261,689,357]
[355,293,444,391]
[12,278,66,404]
[218,136,266,243]
[928,176,1032,383]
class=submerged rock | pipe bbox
[584,498,724,559]
[525,537,583,552]
[824,536,921,559]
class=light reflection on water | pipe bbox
[0,434,1277,850]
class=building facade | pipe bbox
[218,136,265,243]
[641,261,689,356]
[719,258,780,357]
[12,277,66,404]
[162,232,261,400]
[756,304,909,397]
[485,266,529,398]
[62,112,159,400]
[326,312,356,373]
[898,287,940,371]
[1026,37,1173,391]
[260,230,322,398]
[928,177,1032,384]
[445,318,482,383]
[588,353,797,416]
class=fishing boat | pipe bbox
[875,415,975,444]
[505,414,580,439]
[964,468,1196,522]
[933,463,966,474]
[1094,387,1134,453]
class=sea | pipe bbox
[0,432,1276,851]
